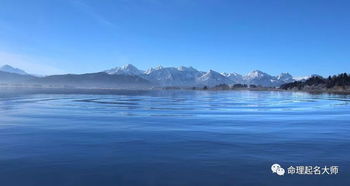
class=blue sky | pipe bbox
[0,0,349,76]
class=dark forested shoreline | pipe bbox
[163,73,350,94]
[280,73,350,93]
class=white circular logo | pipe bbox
[271,164,285,176]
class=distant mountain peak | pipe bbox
[197,69,232,86]
[246,70,271,79]
[278,72,292,77]
[249,69,265,74]
[222,72,240,76]
[105,64,143,75]
[251,70,264,73]
[122,64,137,69]
[200,70,223,79]
[121,64,141,72]
[277,72,293,80]
[177,66,197,72]
[145,65,166,74]
[207,69,220,74]
[0,64,28,75]
[200,70,224,79]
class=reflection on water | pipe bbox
[0,90,349,186]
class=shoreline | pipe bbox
[1,86,350,95]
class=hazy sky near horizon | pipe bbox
[0,0,349,76]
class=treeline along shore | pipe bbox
[164,73,350,94]
[280,73,350,93]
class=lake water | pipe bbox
[0,90,349,186]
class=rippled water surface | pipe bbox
[0,90,349,186]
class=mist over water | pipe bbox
[0,90,349,186]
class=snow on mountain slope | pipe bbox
[144,66,204,86]
[197,70,232,86]
[276,73,295,85]
[103,64,297,87]
[105,64,143,76]
[276,72,293,82]
[245,70,272,80]
[243,70,295,87]
[222,72,244,84]
[244,70,275,86]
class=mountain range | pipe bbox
[0,64,299,88]
[104,64,296,87]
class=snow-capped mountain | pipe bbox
[104,64,296,87]
[243,70,295,87]
[105,64,143,76]
[0,65,28,75]
[244,70,275,86]
[276,73,293,82]
[197,70,232,86]
[144,66,204,86]
[222,72,244,84]
[245,70,273,81]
